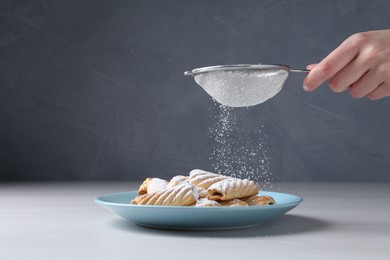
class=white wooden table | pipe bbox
[1,182,389,260]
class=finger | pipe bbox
[304,36,361,91]
[367,82,390,100]
[329,53,372,93]
[348,69,383,98]
[306,64,317,70]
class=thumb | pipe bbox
[306,63,318,70]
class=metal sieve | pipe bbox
[184,64,309,107]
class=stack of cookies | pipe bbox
[131,169,275,207]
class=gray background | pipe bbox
[0,0,389,182]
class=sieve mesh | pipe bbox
[194,69,289,107]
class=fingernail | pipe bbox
[303,85,310,91]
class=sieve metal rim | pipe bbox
[184,64,291,76]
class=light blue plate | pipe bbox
[95,191,302,230]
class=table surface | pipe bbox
[1,182,389,260]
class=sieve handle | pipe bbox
[290,69,310,73]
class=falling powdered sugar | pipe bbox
[208,104,275,190]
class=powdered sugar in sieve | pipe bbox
[185,64,308,107]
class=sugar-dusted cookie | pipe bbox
[188,169,229,189]
[195,198,221,207]
[243,195,276,206]
[220,199,249,207]
[168,174,207,198]
[131,183,197,206]
[167,175,189,188]
[137,177,169,195]
[196,187,208,198]
[208,178,259,201]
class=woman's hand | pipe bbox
[303,30,390,100]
